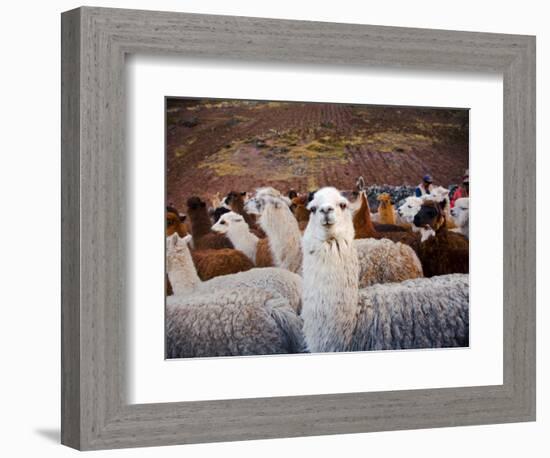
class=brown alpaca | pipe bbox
[166,211,188,238]
[186,196,233,250]
[190,248,254,281]
[398,200,469,277]
[377,193,396,225]
[353,191,409,238]
[292,195,310,231]
[225,191,266,238]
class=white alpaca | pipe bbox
[450,197,469,239]
[212,212,259,263]
[301,187,469,353]
[397,196,423,231]
[167,234,302,314]
[244,187,302,274]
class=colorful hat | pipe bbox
[423,174,433,183]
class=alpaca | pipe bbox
[450,197,469,239]
[355,238,423,288]
[166,209,188,238]
[186,196,234,250]
[224,190,265,237]
[212,211,274,266]
[190,248,254,281]
[402,199,469,277]
[396,196,423,232]
[376,193,396,225]
[166,289,306,358]
[167,234,302,314]
[244,187,302,274]
[301,187,469,353]
[428,186,457,229]
[291,195,311,231]
[352,190,409,238]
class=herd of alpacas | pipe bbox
[165,177,470,358]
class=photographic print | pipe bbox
[165,98,470,359]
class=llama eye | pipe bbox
[339,202,347,210]
[220,221,226,225]
[310,206,317,213]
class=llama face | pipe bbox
[451,197,469,226]
[413,200,445,231]
[377,193,392,206]
[427,186,450,204]
[245,187,289,216]
[166,211,188,238]
[224,191,247,209]
[211,211,247,234]
[306,187,354,242]
[397,196,422,223]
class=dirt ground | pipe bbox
[166,98,468,209]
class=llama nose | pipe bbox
[319,206,334,215]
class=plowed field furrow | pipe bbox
[166,99,468,210]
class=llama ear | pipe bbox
[240,191,247,196]
[167,233,179,250]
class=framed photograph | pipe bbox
[61,6,536,450]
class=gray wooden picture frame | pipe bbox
[61,6,536,451]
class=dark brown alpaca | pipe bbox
[186,196,233,250]
[399,200,469,277]
[225,191,266,238]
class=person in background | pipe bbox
[415,174,433,197]
[451,170,469,208]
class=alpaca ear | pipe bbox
[241,191,247,196]
[167,233,179,250]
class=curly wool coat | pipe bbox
[166,289,306,358]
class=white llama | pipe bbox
[244,187,302,274]
[301,187,469,353]
[450,197,469,239]
[167,234,302,314]
[212,212,259,263]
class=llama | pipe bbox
[396,196,423,232]
[291,195,311,232]
[376,193,396,225]
[190,248,254,281]
[343,188,424,286]
[167,234,302,314]
[166,209,188,238]
[428,185,457,229]
[211,211,274,266]
[301,187,469,353]
[403,199,469,277]
[166,288,306,358]
[186,196,233,250]
[355,237,423,288]
[244,187,302,274]
[450,197,469,239]
[352,178,409,235]
[224,190,265,237]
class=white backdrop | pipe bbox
[0,1,546,457]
